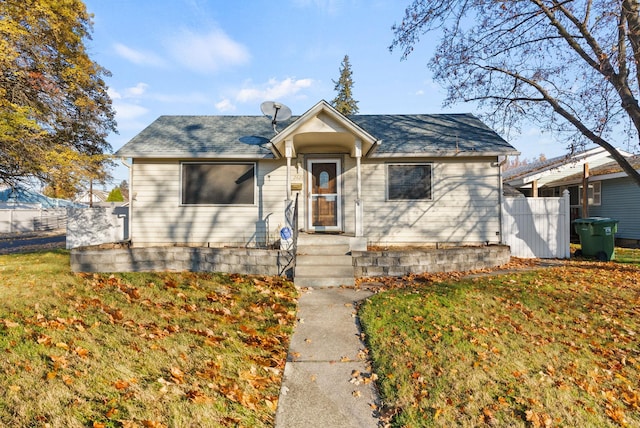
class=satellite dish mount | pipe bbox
[261,101,292,133]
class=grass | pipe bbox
[612,246,640,265]
[360,253,640,427]
[0,250,298,428]
[570,243,640,265]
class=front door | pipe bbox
[308,159,342,232]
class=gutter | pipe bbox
[268,142,283,159]
[364,140,381,158]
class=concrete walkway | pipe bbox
[274,287,380,428]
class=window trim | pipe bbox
[386,162,434,201]
[180,161,257,206]
[578,181,601,207]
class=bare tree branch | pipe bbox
[392,0,640,186]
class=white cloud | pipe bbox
[152,92,211,105]
[292,0,341,14]
[114,43,165,67]
[166,28,250,74]
[125,83,149,97]
[236,78,314,103]
[113,102,148,122]
[107,87,122,100]
[215,99,235,112]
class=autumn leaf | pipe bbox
[37,334,52,345]
[114,380,130,390]
[605,405,628,426]
[186,389,213,403]
[73,347,89,358]
[2,319,20,328]
[169,367,185,384]
[142,421,167,428]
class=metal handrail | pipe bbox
[278,193,298,278]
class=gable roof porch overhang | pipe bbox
[268,100,379,159]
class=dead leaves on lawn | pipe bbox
[361,259,640,426]
[0,271,297,427]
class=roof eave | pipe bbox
[116,152,277,160]
[370,149,519,158]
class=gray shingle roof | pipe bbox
[116,113,517,158]
[116,115,288,158]
[349,114,516,156]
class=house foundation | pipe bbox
[70,244,511,280]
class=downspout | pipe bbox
[120,158,132,243]
[285,140,293,201]
[355,140,362,237]
[497,155,508,245]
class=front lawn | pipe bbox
[0,250,297,427]
[360,259,640,427]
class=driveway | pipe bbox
[0,231,66,254]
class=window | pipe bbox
[579,181,601,206]
[319,171,330,189]
[181,162,255,205]
[387,163,433,200]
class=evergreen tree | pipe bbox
[331,55,359,115]
[106,187,124,202]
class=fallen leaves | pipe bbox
[359,259,640,426]
[0,268,298,427]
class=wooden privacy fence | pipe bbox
[502,190,571,259]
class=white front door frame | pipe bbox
[307,157,342,232]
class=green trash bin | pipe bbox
[573,217,618,261]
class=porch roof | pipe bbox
[503,147,634,189]
[116,103,518,159]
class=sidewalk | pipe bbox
[274,287,380,428]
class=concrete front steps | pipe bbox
[294,234,355,287]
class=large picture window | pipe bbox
[181,162,255,205]
[387,163,433,200]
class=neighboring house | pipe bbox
[115,100,518,249]
[504,147,640,244]
[0,186,80,233]
[75,189,109,206]
[0,186,82,209]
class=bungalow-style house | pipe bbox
[115,100,518,253]
[504,147,640,246]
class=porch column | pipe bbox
[531,179,538,197]
[354,139,363,237]
[285,139,293,201]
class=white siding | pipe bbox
[360,158,502,245]
[130,159,288,247]
[130,156,504,247]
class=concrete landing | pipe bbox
[274,287,380,428]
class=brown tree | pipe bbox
[391,0,640,186]
[1,0,116,187]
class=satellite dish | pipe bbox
[261,101,292,133]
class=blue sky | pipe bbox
[84,0,561,185]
